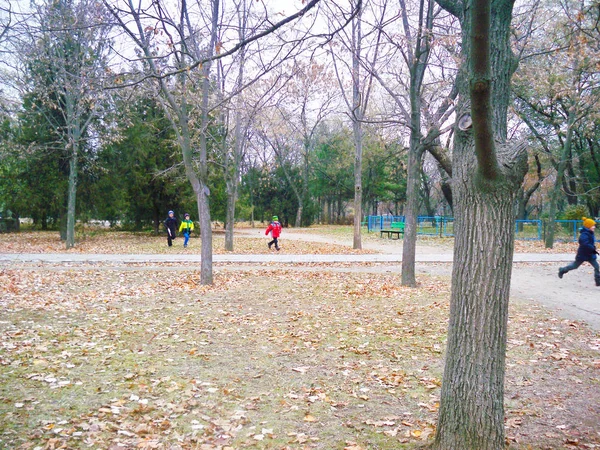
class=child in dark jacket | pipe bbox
[558,217,599,286]
[164,210,178,247]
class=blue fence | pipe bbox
[367,215,454,237]
[367,217,585,242]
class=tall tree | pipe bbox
[362,0,457,284]
[432,0,528,448]
[220,0,249,252]
[105,0,221,284]
[95,95,190,231]
[329,0,376,249]
[105,0,325,283]
[20,0,111,248]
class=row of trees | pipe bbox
[1,0,599,447]
[1,92,408,229]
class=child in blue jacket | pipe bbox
[558,217,599,286]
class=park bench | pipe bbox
[380,221,405,239]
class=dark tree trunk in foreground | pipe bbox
[433,0,528,448]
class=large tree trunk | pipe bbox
[433,0,528,447]
[435,165,522,449]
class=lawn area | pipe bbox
[0,230,373,255]
[1,264,599,449]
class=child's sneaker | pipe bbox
[558,268,565,279]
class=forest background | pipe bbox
[0,0,598,240]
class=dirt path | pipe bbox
[237,228,600,330]
[510,263,600,329]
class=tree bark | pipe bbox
[433,0,528,447]
[435,172,522,449]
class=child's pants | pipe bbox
[561,258,600,284]
[184,232,190,247]
[268,238,279,250]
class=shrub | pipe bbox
[561,204,590,221]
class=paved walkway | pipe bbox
[0,252,576,263]
[2,251,598,331]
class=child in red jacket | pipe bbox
[265,216,282,251]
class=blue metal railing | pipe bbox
[366,216,588,241]
[366,215,454,237]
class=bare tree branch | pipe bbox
[103,0,329,86]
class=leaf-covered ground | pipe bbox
[0,230,374,255]
[1,264,599,449]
